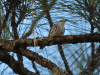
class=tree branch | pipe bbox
[0,51,35,75]
[1,33,100,74]
[0,33,100,50]
[0,48,68,75]
[58,44,73,75]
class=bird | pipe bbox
[49,20,66,37]
[40,20,66,49]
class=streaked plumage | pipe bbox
[49,20,66,37]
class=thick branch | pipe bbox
[1,33,100,75]
[0,51,35,75]
[0,33,100,50]
[0,48,68,75]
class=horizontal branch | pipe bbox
[0,33,100,75]
[0,33,100,50]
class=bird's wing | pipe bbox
[49,24,62,37]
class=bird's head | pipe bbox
[58,20,67,26]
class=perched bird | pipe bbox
[49,20,66,37]
[40,20,66,49]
